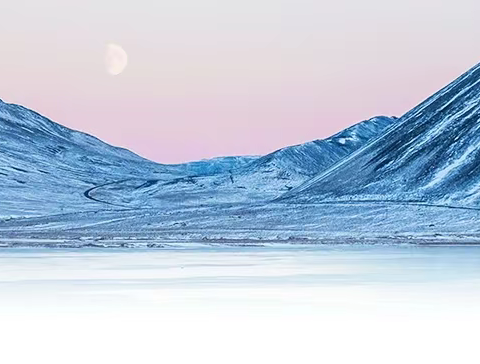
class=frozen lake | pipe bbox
[1,246,479,364]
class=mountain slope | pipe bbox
[0,99,173,216]
[282,62,480,206]
[229,116,396,194]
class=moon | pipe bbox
[105,43,128,76]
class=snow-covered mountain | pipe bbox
[0,99,255,216]
[282,62,480,206]
[0,97,394,215]
[4,60,480,243]
[84,116,396,207]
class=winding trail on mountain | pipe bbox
[83,179,134,207]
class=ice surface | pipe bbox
[0,247,479,364]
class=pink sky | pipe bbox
[1,0,480,163]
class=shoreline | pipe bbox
[2,237,480,249]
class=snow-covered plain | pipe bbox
[0,202,479,246]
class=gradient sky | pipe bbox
[1,0,480,163]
